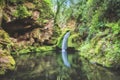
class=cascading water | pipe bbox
[61,31,70,67]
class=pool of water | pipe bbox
[0,51,120,80]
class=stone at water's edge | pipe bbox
[0,50,15,75]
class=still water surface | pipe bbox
[0,51,120,80]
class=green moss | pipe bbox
[106,21,120,34]
[0,50,15,75]
[35,46,53,52]
[0,69,5,75]
[79,29,120,68]
[51,25,61,45]
[68,33,80,49]
[0,30,11,42]
[13,5,32,19]
[0,30,13,50]
[13,46,54,54]
[16,48,31,54]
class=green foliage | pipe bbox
[2,0,52,21]
[13,5,31,19]
[1,0,120,69]
[51,0,120,68]
[51,0,70,26]
[106,21,120,34]
[103,39,120,67]
[68,33,80,48]
[12,46,54,54]
[44,0,51,6]
[70,0,120,68]
[36,0,53,18]
[79,29,120,67]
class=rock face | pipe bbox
[1,0,54,46]
[0,0,55,75]
[3,17,38,34]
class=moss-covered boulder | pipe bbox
[1,0,54,47]
[0,50,15,75]
[0,30,11,42]
[0,30,15,75]
[0,29,13,50]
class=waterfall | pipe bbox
[62,31,70,50]
[61,31,70,67]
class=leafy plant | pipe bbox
[106,21,120,34]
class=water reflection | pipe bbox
[0,51,120,80]
[62,50,70,67]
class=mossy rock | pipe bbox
[13,46,54,54]
[68,33,81,49]
[0,50,15,75]
[0,30,13,49]
[0,30,11,42]
[50,25,61,45]
[79,30,120,68]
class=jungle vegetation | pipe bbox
[0,0,120,75]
